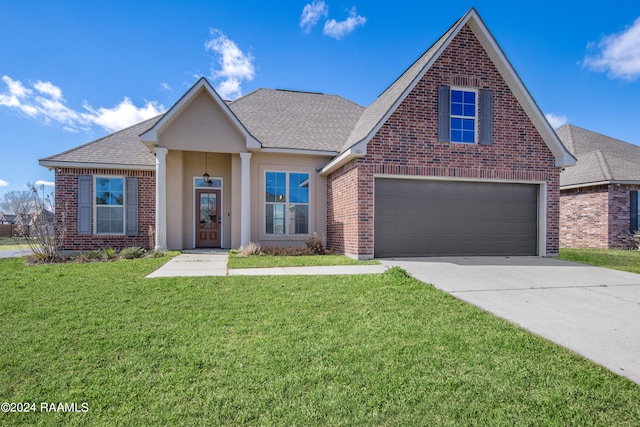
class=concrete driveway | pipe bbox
[379,256,640,385]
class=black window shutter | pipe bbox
[631,190,638,232]
[126,177,139,237]
[438,85,450,142]
[78,175,92,235]
[480,89,493,145]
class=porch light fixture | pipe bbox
[203,153,212,185]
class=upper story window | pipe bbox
[265,171,309,235]
[450,89,477,143]
[438,85,492,146]
[95,177,124,234]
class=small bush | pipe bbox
[238,242,262,257]
[305,233,327,255]
[102,247,117,260]
[262,246,313,256]
[86,250,103,260]
[119,247,146,259]
[144,250,165,259]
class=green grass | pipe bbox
[558,248,640,274]
[1,258,639,425]
[0,237,32,251]
[228,253,379,269]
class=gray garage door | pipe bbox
[374,179,538,257]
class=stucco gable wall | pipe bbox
[158,90,246,153]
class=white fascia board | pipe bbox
[39,160,155,171]
[560,180,640,190]
[319,140,367,176]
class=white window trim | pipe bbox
[450,86,478,144]
[94,175,125,236]
[264,170,311,236]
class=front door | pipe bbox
[196,189,221,248]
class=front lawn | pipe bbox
[1,257,639,425]
[558,248,640,274]
[228,253,379,269]
[0,237,32,251]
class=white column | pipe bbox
[155,147,168,251]
[240,152,252,247]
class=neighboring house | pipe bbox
[39,8,575,258]
[0,214,17,224]
[558,124,640,249]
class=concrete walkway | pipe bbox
[380,256,640,385]
[146,253,388,278]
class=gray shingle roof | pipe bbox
[228,88,364,152]
[40,116,161,167]
[557,124,640,187]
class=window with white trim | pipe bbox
[95,177,124,234]
[265,171,309,235]
[450,88,477,143]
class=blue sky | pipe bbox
[1,0,639,197]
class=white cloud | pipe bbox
[546,113,568,129]
[35,180,55,187]
[583,16,640,80]
[0,75,165,133]
[83,97,164,133]
[323,7,367,39]
[205,29,255,100]
[160,82,172,91]
[0,179,8,187]
[300,1,329,33]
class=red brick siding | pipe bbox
[55,168,156,251]
[560,186,609,248]
[560,184,639,249]
[608,185,638,249]
[327,25,560,257]
[560,184,640,249]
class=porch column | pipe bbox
[155,147,168,251]
[240,152,251,247]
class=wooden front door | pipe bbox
[196,189,221,248]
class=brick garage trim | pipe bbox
[326,25,561,258]
[55,167,156,251]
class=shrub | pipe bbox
[262,246,313,256]
[305,233,326,255]
[102,247,117,260]
[238,242,262,257]
[144,250,165,259]
[15,183,63,263]
[119,247,146,259]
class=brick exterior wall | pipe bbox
[55,168,156,251]
[560,184,640,249]
[327,24,561,258]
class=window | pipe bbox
[450,88,477,143]
[265,171,309,235]
[95,177,124,234]
[438,85,492,145]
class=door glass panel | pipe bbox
[200,193,217,229]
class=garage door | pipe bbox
[374,179,538,257]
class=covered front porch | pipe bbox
[153,148,251,251]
